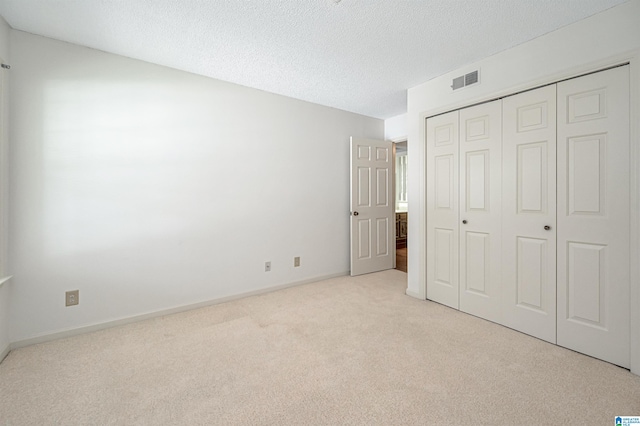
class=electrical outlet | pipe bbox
[65,290,79,307]
[294,256,300,267]
[265,261,271,272]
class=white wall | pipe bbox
[406,0,640,373]
[0,15,10,359]
[384,113,407,142]
[8,31,383,343]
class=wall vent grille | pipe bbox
[465,70,479,85]
[451,70,480,90]
[451,76,465,90]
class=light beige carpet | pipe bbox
[1,269,639,425]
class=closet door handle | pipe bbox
[462,220,467,224]
[544,225,551,230]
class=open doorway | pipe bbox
[395,141,407,272]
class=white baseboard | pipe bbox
[0,342,10,364]
[0,275,12,288]
[405,288,424,300]
[10,271,350,351]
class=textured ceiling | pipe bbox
[0,0,629,119]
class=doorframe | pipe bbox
[388,139,399,272]
[416,50,640,375]
[393,139,408,271]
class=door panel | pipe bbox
[434,228,454,287]
[376,218,389,256]
[567,134,606,215]
[376,168,389,206]
[557,66,630,368]
[566,242,606,325]
[458,100,502,322]
[427,111,459,308]
[517,142,548,213]
[357,220,371,259]
[435,155,454,209]
[466,150,489,210]
[516,236,548,312]
[357,167,370,206]
[465,231,489,294]
[350,137,394,276]
[502,84,557,343]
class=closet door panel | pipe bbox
[557,66,630,368]
[459,100,502,323]
[502,85,557,343]
[427,111,460,309]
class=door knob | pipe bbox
[462,220,467,224]
[353,211,359,216]
[544,225,551,230]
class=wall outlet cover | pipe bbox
[65,290,79,307]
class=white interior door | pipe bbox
[458,100,503,323]
[426,111,459,308]
[350,137,394,276]
[556,66,630,368]
[501,85,557,344]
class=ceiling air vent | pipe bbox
[451,70,480,90]
[451,75,465,90]
[465,70,479,85]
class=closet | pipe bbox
[426,65,630,368]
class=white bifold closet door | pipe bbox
[458,100,503,323]
[556,66,630,368]
[425,65,630,368]
[426,111,460,309]
[426,101,502,315]
[501,85,557,344]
